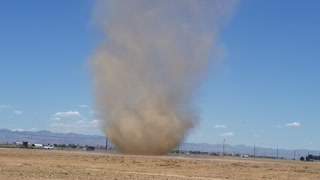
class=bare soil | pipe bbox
[0,148,320,180]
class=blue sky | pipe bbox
[1,0,320,150]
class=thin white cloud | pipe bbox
[0,105,10,111]
[89,110,101,115]
[13,111,22,115]
[51,117,62,121]
[29,128,37,132]
[92,119,101,125]
[50,119,100,131]
[220,132,234,137]
[52,111,81,119]
[50,123,64,128]
[78,105,89,108]
[11,128,23,132]
[286,122,301,127]
[274,125,282,128]
[77,119,100,128]
[214,124,227,129]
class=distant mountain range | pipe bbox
[0,129,318,159]
[0,129,108,147]
[179,143,319,160]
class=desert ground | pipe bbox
[1,148,320,180]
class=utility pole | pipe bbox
[277,147,279,159]
[294,150,296,160]
[254,144,256,160]
[223,139,225,158]
[106,137,108,151]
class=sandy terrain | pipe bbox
[0,148,320,180]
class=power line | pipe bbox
[105,136,108,151]
[254,144,256,160]
[222,139,225,158]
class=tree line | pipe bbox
[300,154,320,161]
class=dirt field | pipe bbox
[1,148,320,180]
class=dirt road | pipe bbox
[0,148,319,180]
